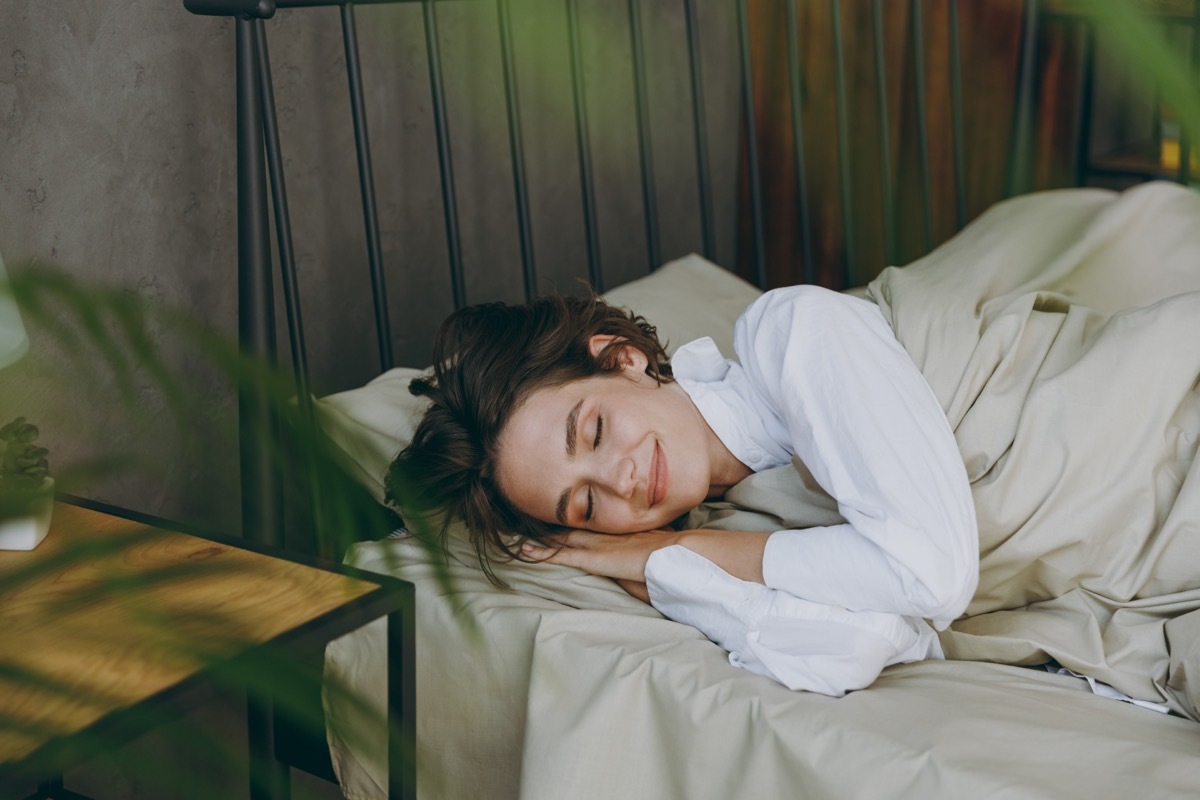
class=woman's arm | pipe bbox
[645,545,942,696]
[522,528,770,587]
[524,529,942,697]
[736,287,979,627]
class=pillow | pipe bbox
[601,253,762,356]
[322,254,761,799]
[316,253,762,502]
[318,367,428,502]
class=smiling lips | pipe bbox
[650,441,668,508]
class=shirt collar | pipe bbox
[672,337,791,472]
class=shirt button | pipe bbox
[748,450,763,464]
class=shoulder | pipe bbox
[733,286,900,391]
[737,285,882,342]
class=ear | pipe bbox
[587,334,649,374]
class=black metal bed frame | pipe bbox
[180,0,1198,797]
[180,0,1114,545]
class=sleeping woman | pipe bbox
[385,183,1200,710]
[386,284,978,698]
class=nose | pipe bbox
[601,454,638,500]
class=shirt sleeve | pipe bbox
[645,545,942,696]
[736,286,978,628]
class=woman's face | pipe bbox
[494,342,719,534]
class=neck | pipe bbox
[668,379,753,500]
[698,405,752,499]
[706,444,753,499]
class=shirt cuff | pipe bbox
[646,544,944,696]
[645,544,770,656]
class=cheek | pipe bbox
[671,461,710,509]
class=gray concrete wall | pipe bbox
[0,0,741,539]
[0,5,738,793]
[1,1,242,531]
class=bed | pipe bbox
[178,0,1200,798]
[321,186,1200,800]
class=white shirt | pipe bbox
[644,286,979,696]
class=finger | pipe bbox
[559,529,602,547]
[520,539,559,562]
[523,540,598,573]
[523,531,569,550]
[559,530,636,549]
[521,538,581,564]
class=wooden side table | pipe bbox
[0,501,415,800]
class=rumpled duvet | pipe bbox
[871,181,1200,718]
[324,183,1200,800]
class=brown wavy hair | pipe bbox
[384,293,672,584]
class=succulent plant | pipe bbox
[0,416,50,488]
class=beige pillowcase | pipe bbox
[316,253,762,502]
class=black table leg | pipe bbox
[24,775,94,800]
[386,601,416,800]
[247,695,290,800]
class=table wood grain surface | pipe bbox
[0,503,379,766]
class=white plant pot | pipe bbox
[0,477,55,550]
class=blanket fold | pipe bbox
[864,181,1200,718]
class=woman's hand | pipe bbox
[522,528,772,590]
[521,529,684,584]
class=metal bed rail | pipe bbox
[186,0,1200,432]
[184,0,1051,440]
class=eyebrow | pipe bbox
[565,399,583,458]
[556,399,585,525]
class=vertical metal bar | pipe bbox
[422,0,467,308]
[1152,19,1166,165]
[1005,0,1039,197]
[239,43,283,800]
[910,0,934,251]
[737,0,767,288]
[628,0,661,271]
[565,0,603,290]
[1072,19,1096,188]
[684,0,716,261]
[871,0,896,265]
[256,20,331,558]
[948,0,968,228]
[254,22,312,416]
[387,591,417,800]
[496,0,538,300]
[830,0,856,287]
[785,0,815,284]
[1179,2,1199,185]
[340,3,394,371]
[236,17,281,549]
[36,777,64,798]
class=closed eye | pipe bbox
[594,415,604,449]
